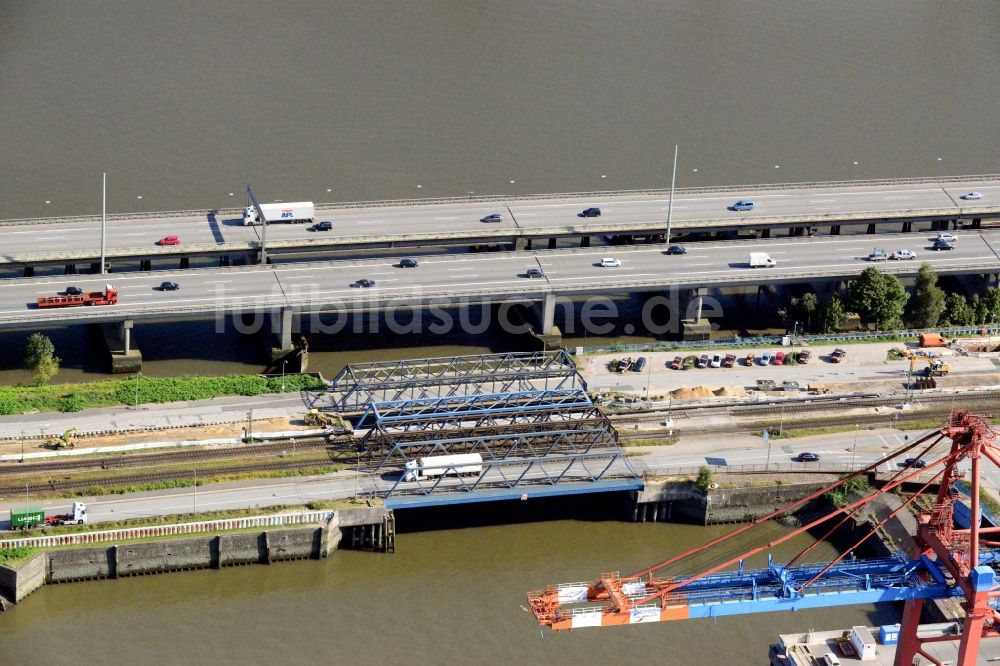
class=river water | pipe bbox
[0,517,900,665]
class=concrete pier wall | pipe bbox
[0,507,390,609]
[634,481,831,525]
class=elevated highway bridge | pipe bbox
[2,175,997,273]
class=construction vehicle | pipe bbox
[46,428,77,450]
[36,284,118,308]
[911,356,951,377]
[8,502,89,530]
[304,409,337,427]
[918,332,947,348]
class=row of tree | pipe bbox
[789,264,1000,333]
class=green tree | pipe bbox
[695,465,714,492]
[791,292,819,332]
[971,294,989,326]
[907,263,946,328]
[820,294,847,333]
[986,287,1000,324]
[24,333,60,385]
[847,268,909,330]
[941,293,974,327]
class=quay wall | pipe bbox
[635,481,832,525]
[0,507,390,609]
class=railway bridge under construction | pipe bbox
[319,351,641,508]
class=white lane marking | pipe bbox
[809,199,837,203]
[5,227,90,234]
[203,280,233,284]
[433,216,460,220]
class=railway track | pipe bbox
[0,458,341,497]
[0,437,336,477]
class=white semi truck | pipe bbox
[748,252,777,268]
[242,201,315,226]
[402,453,484,482]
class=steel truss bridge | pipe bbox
[326,351,583,412]
[527,410,1000,666]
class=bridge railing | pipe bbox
[3,174,998,226]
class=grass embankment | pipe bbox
[0,374,325,415]
[0,546,36,566]
[622,437,679,448]
[759,418,946,440]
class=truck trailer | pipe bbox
[242,202,315,226]
[8,502,89,530]
[748,252,777,268]
[402,453,484,482]
[36,285,118,308]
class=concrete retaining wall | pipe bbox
[634,481,830,525]
[1,507,390,610]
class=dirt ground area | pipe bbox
[0,416,309,458]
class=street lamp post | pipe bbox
[20,429,25,464]
[281,360,287,393]
[852,424,859,469]
[133,371,142,410]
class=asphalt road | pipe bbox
[2,228,1000,327]
[1,180,997,263]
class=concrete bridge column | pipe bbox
[219,255,230,267]
[514,237,527,251]
[972,217,982,229]
[901,221,912,233]
[547,238,557,250]
[179,257,190,269]
[580,236,590,248]
[866,223,877,234]
[140,259,152,271]
[100,319,142,373]
[829,224,840,235]
[760,228,771,239]
[64,264,77,274]
[681,288,711,341]
[23,265,34,277]
[540,293,556,335]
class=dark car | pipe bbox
[310,221,332,232]
[351,279,376,288]
[696,354,709,368]
[666,245,687,255]
[159,281,180,291]
[722,354,736,368]
[480,213,503,223]
[579,207,602,217]
[669,356,683,370]
[525,268,544,278]
[65,286,83,296]
[399,258,419,268]
[932,239,954,251]
[796,452,820,462]
[902,458,927,468]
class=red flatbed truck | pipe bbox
[36,284,118,308]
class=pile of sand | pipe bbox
[713,386,747,397]
[671,386,714,400]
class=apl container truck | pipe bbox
[8,502,89,530]
[242,202,315,226]
[402,453,483,482]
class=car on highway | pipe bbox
[796,350,812,364]
[759,352,773,365]
[309,221,332,232]
[158,281,180,291]
[598,257,621,267]
[723,354,736,368]
[665,245,687,255]
[710,353,723,368]
[525,268,545,278]
[902,458,927,468]
[65,286,83,296]
[932,239,954,251]
[774,351,785,365]
[399,258,419,268]
[351,279,376,288]
[890,249,917,260]
[579,207,602,217]
[669,356,683,370]
[830,348,847,363]
[961,192,982,200]
[157,235,181,246]
[696,354,709,368]
[936,232,957,242]
[796,452,821,462]
[867,248,888,261]
[730,199,755,211]
[480,213,503,223]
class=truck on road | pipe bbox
[402,453,484,482]
[9,502,89,530]
[243,202,315,226]
[36,285,118,308]
[748,252,777,268]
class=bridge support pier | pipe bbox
[866,223,876,234]
[64,264,77,274]
[546,238,556,250]
[100,320,142,373]
[514,237,527,251]
[179,257,190,270]
[580,236,590,248]
[681,288,712,341]
[140,259,152,271]
[760,228,771,239]
[901,221,912,233]
[972,217,982,229]
[23,265,33,278]
[829,224,840,235]
[219,255,231,267]
[540,293,556,335]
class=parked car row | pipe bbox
[668,348,834,369]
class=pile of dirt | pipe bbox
[713,386,747,397]
[671,386,714,400]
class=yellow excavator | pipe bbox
[304,409,337,427]
[910,356,951,377]
[47,427,78,449]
